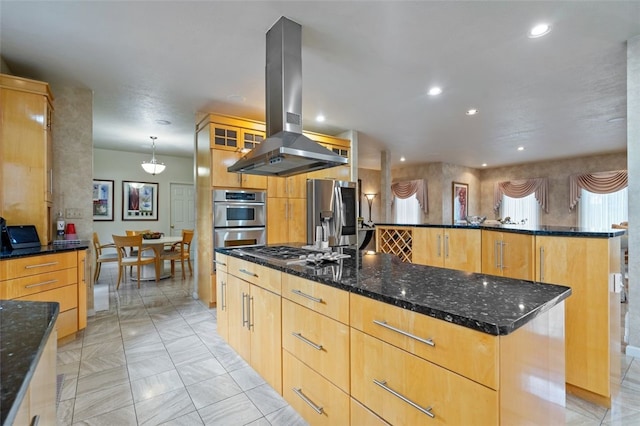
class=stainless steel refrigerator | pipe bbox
[307,179,358,247]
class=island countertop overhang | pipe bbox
[216,246,571,336]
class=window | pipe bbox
[394,193,420,224]
[579,187,627,229]
[500,193,540,226]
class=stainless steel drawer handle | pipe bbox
[25,261,59,269]
[214,260,227,266]
[239,268,258,278]
[25,279,58,289]
[291,289,323,304]
[373,379,435,418]
[221,281,226,311]
[292,387,324,414]
[373,320,435,347]
[291,332,323,350]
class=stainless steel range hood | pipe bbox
[228,17,347,177]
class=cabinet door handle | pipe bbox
[31,414,40,426]
[373,320,435,347]
[373,379,435,418]
[444,235,449,258]
[242,293,248,327]
[292,388,324,414]
[494,241,500,269]
[25,279,58,289]
[25,261,59,269]
[248,296,254,329]
[221,280,226,311]
[291,332,323,350]
[436,235,441,257]
[291,289,323,303]
[539,246,545,281]
[239,268,258,278]
[500,241,506,270]
[214,260,227,266]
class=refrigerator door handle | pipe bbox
[335,185,343,243]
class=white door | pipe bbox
[170,183,195,236]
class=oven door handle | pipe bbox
[220,202,265,207]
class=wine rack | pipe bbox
[376,226,413,263]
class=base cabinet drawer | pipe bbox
[16,283,78,311]
[283,350,349,426]
[0,268,78,299]
[1,251,77,280]
[282,299,350,392]
[351,329,498,426]
[351,398,390,426]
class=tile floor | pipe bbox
[57,262,640,425]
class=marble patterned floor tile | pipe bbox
[176,356,226,386]
[245,383,289,416]
[186,373,243,409]
[59,336,85,352]
[58,347,83,364]
[57,397,75,426]
[264,405,308,426]
[130,369,184,403]
[229,365,267,392]
[197,392,263,426]
[121,325,161,344]
[72,382,133,423]
[72,404,137,426]
[82,327,123,347]
[76,365,130,396]
[209,344,250,372]
[57,361,81,380]
[79,350,127,377]
[165,335,212,366]
[124,340,170,364]
[128,353,176,381]
[602,403,640,425]
[81,338,124,360]
[611,381,640,411]
[157,322,196,342]
[245,417,272,426]
[158,410,204,425]
[134,387,196,426]
[566,393,607,422]
[182,311,216,326]
[60,376,78,401]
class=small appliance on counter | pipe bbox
[1,224,42,250]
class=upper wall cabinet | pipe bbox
[0,74,54,244]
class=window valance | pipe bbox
[569,170,627,211]
[391,179,428,214]
[493,177,548,213]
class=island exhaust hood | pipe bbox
[228,17,348,177]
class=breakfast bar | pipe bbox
[216,245,571,425]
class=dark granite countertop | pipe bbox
[374,223,625,238]
[0,240,90,260]
[216,245,571,336]
[0,300,59,426]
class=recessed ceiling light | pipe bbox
[316,114,326,122]
[466,109,479,116]
[481,163,487,167]
[226,94,246,103]
[400,156,406,162]
[428,87,442,96]
[156,119,171,125]
[607,117,625,123]
[529,23,551,38]
[517,146,525,151]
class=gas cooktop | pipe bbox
[235,245,350,266]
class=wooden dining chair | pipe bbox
[161,229,194,279]
[112,234,158,289]
[93,232,119,284]
[124,229,153,275]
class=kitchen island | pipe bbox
[0,300,59,426]
[375,223,624,408]
[216,245,571,425]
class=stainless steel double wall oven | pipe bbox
[213,189,266,251]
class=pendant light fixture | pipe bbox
[141,136,166,175]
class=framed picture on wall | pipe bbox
[122,181,158,221]
[452,182,468,223]
[92,179,114,221]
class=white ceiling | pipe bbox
[1,1,638,170]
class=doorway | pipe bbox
[170,183,195,236]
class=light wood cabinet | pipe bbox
[0,251,86,339]
[1,74,54,244]
[351,328,499,425]
[536,235,620,407]
[481,230,535,280]
[413,227,481,273]
[226,257,282,393]
[351,398,390,426]
[304,132,351,181]
[77,249,89,329]
[211,149,267,189]
[267,174,307,199]
[15,326,57,426]
[215,253,229,341]
[267,197,306,244]
[283,350,350,426]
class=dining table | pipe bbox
[138,235,182,281]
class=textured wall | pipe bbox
[479,152,627,225]
[50,85,94,240]
[357,168,381,223]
